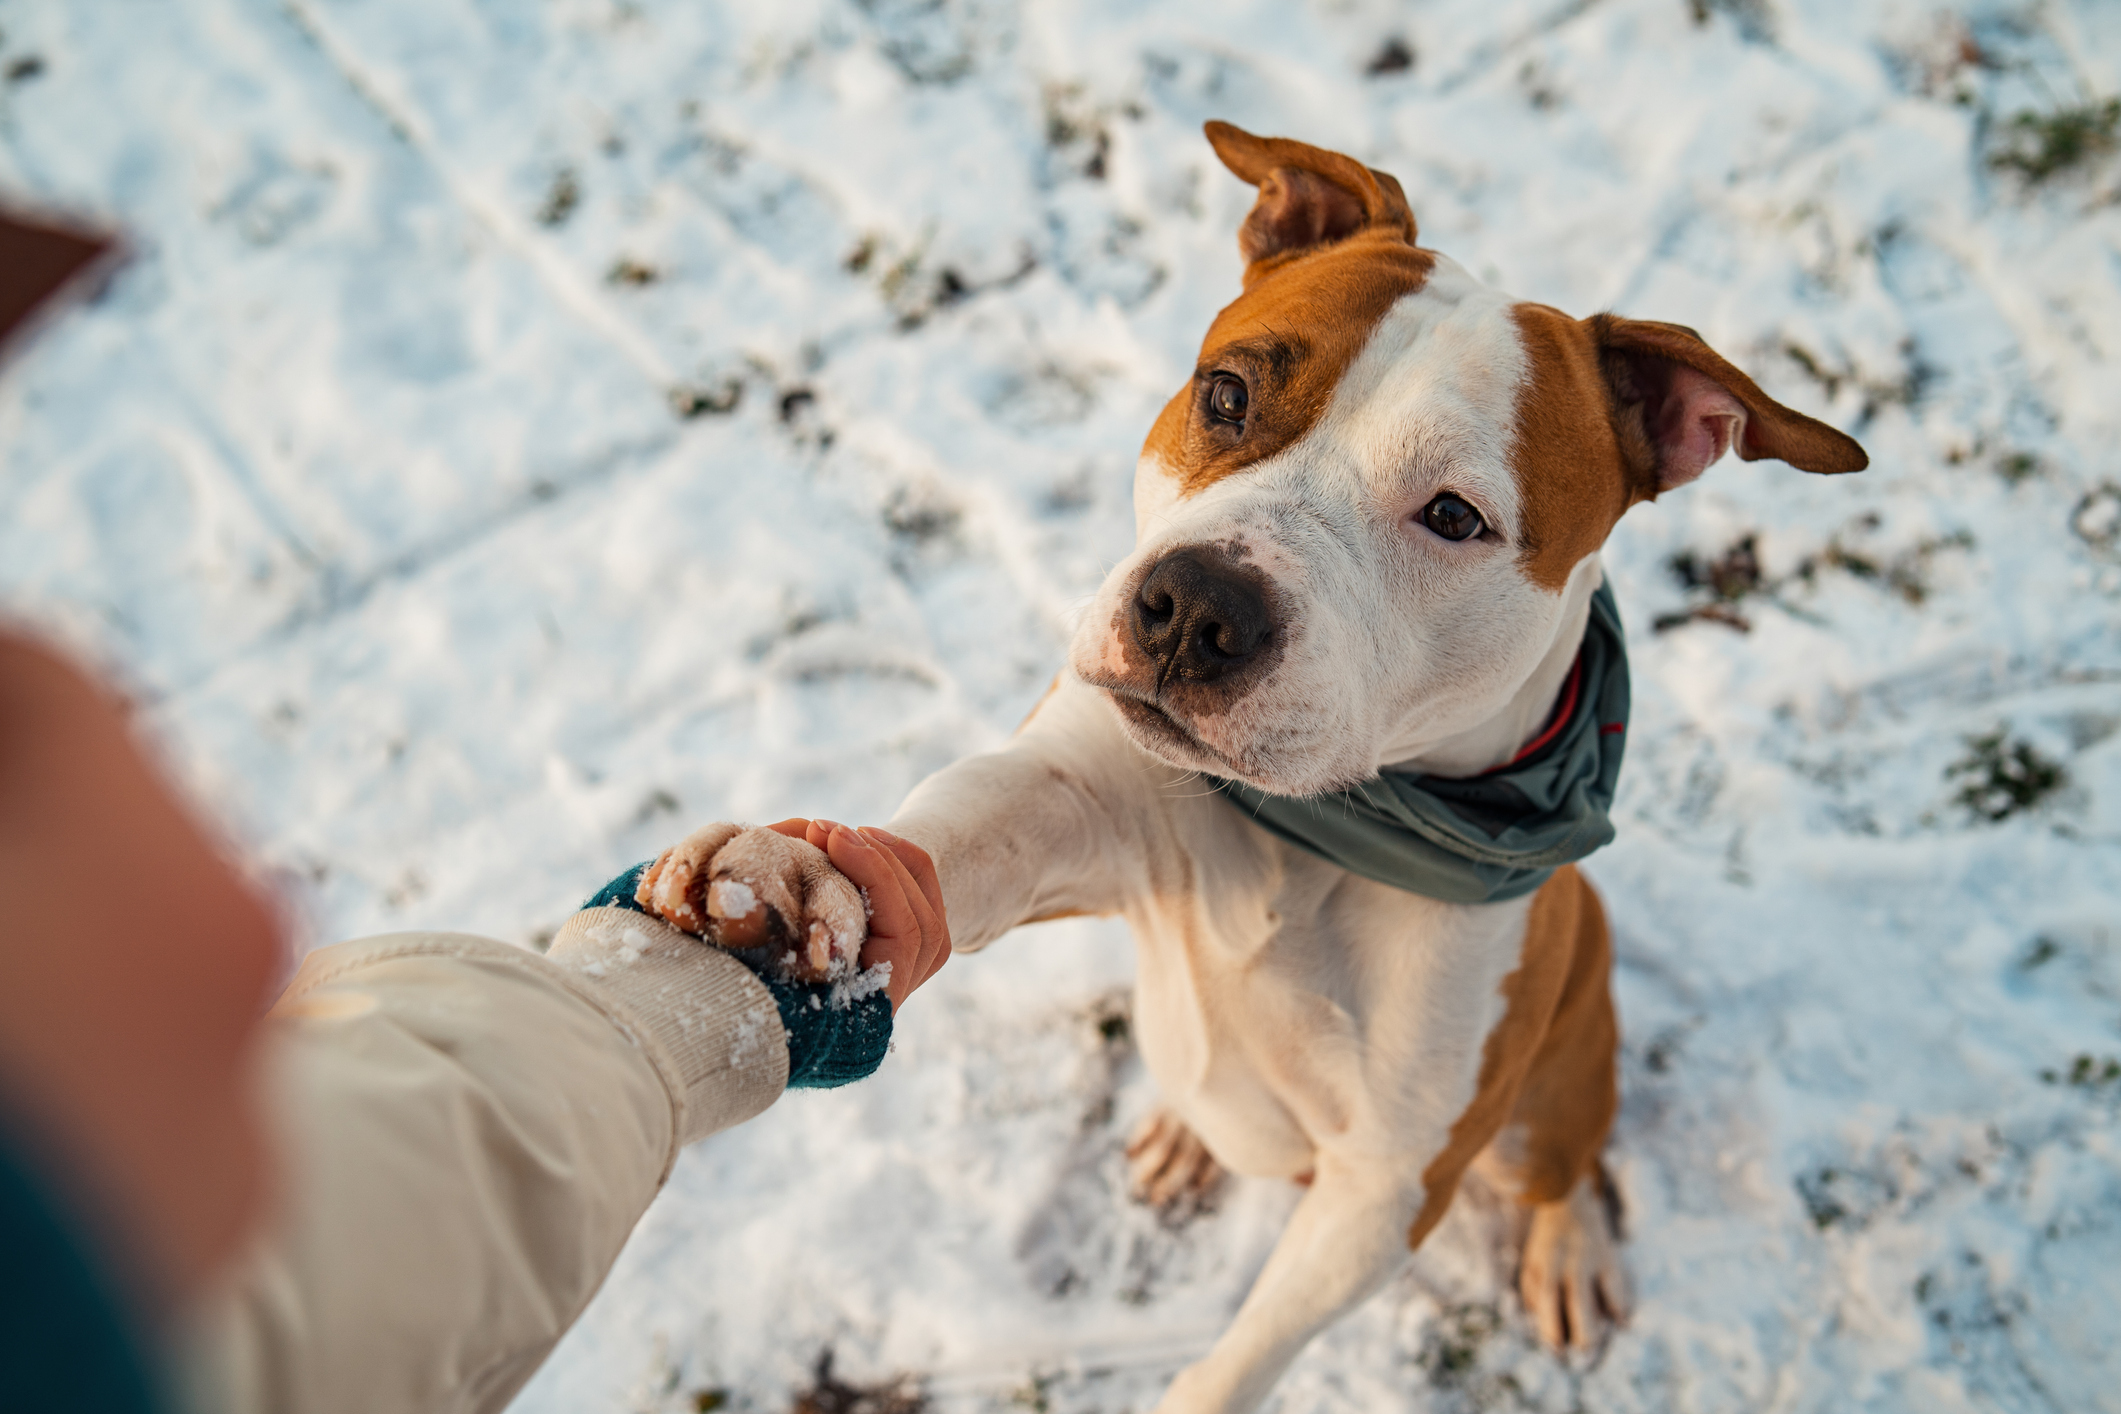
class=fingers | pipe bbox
[822,825,931,1011]
[860,827,951,993]
[867,828,942,914]
[765,817,813,840]
[857,829,944,990]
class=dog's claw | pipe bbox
[636,823,866,982]
[704,877,772,946]
[1519,1171,1630,1354]
[1126,1109,1225,1213]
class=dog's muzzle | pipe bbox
[1130,549,1273,687]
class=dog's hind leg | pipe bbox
[1472,866,1629,1351]
[1151,1159,1422,1414]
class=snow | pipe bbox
[830,960,896,1012]
[3,1,2119,1411]
[710,878,761,924]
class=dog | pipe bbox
[640,122,1865,1413]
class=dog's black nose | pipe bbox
[1131,550,1271,683]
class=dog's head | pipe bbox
[1069,122,1866,796]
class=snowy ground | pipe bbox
[4,0,2120,1410]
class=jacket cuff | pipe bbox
[547,908,789,1146]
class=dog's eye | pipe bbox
[1207,374,1249,425]
[1421,493,1484,542]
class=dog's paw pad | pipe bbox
[637,823,865,982]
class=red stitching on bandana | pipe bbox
[1504,652,1584,768]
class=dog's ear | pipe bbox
[1587,314,1867,495]
[1204,122,1417,280]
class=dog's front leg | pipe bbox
[888,677,1155,951]
[1156,1158,1422,1414]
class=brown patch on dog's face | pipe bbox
[1144,231,1434,498]
[1140,124,1435,499]
[1507,305,1639,593]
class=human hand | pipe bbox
[767,819,950,1013]
[0,632,280,1313]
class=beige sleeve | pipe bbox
[176,910,787,1414]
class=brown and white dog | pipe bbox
[643,123,1865,1413]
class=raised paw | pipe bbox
[1126,1108,1225,1214]
[636,822,867,982]
[1519,1168,1631,1354]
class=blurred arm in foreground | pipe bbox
[0,196,950,1414]
[0,629,949,1414]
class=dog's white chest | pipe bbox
[1123,806,1534,1179]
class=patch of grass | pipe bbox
[2039,1054,2121,1090]
[536,167,581,227]
[1796,1167,1850,1230]
[1782,518,1973,607]
[1656,534,1762,632]
[1042,82,1112,179]
[1781,341,1842,399]
[1008,1370,1056,1413]
[1417,1303,1501,1386]
[1670,534,1763,602]
[669,379,743,419]
[1821,529,1972,605]
[1995,450,2040,485]
[1989,98,2121,184]
[883,483,962,546]
[790,1351,925,1414]
[1687,0,1773,42]
[1778,340,1930,420]
[2071,485,2121,550]
[1947,730,2066,822]
[606,256,659,286]
[2019,935,2061,970]
[630,787,681,827]
[1365,37,1414,77]
[853,232,1036,329]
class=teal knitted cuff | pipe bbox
[586,863,891,1090]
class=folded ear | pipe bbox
[1204,121,1418,281]
[1588,314,1868,494]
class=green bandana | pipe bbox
[1211,581,1630,904]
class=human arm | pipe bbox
[177,823,948,1414]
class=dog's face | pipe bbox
[1069,124,1866,796]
